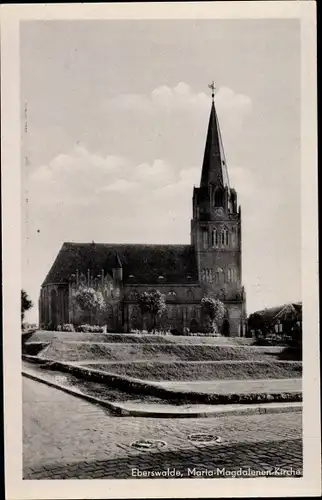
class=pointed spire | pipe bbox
[114,253,122,269]
[200,84,229,189]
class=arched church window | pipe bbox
[215,272,219,284]
[129,290,138,300]
[227,269,231,283]
[50,289,58,328]
[167,306,174,319]
[187,290,194,300]
[168,290,177,299]
[201,269,206,283]
[202,229,208,249]
[208,269,213,284]
[214,189,224,207]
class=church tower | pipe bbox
[191,83,246,336]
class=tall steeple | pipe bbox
[200,82,229,189]
[190,81,246,336]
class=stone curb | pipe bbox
[22,354,302,406]
[22,370,302,419]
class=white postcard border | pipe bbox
[1,2,319,499]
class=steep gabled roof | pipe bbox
[42,243,199,286]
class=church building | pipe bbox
[39,85,247,336]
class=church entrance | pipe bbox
[104,304,114,332]
[190,319,199,334]
[222,319,230,336]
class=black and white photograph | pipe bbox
[1,2,320,499]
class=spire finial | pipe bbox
[208,80,216,101]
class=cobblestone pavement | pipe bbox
[23,378,303,480]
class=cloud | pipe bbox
[101,179,139,193]
[29,146,129,205]
[109,83,252,123]
[28,145,255,216]
[133,159,176,186]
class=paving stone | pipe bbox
[23,378,303,480]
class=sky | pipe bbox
[20,19,301,323]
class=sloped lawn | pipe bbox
[27,331,255,345]
[85,360,302,381]
[40,341,284,363]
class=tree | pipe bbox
[201,297,225,334]
[248,312,269,337]
[137,290,166,332]
[21,289,33,326]
[73,286,106,324]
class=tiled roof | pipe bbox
[255,302,302,322]
[42,242,199,286]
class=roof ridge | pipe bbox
[63,242,193,247]
[43,242,199,286]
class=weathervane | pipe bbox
[208,81,216,101]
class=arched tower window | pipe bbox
[230,191,236,212]
[230,190,238,213]
[214,189,224,207]
[231,226,237,247]
[221,228,229,246]
[212,228,219,247]
[227,269,231,283]
[231,268,237,283]
[202,229,208,249]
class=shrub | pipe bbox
[255,332,288,346]
[73,286,106,322]
[89,325,104,333]
[78,324,91,332]
[57,325,62,331]
[77,324,105,333]
[129,328,171,336]
[62,323,75,332]
[201,297,225,334]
